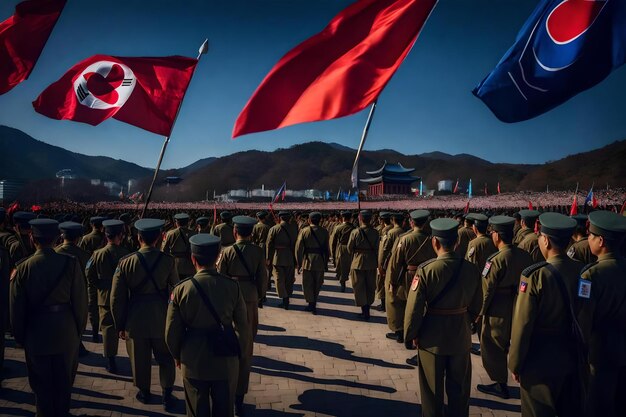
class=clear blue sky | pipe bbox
[1,0,625,169]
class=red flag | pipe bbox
[463,201,470,214]
[528,201,533,210]
[592,194,598,209]
[453,179,459,194]
[7,201,20,220]
[497,182,501,194]
[33,54,197,136]
[232,0,437,137]
[570,195,578,216]
[0,0,65,95]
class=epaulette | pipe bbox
[119,252,136,263]
[174,277,192,287]
[486,251,499,262]
[521,261,549,277]
[418,258,437,270]
[579,261,599,276]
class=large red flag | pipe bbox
[570,195,578,216]
[0,0,65,94]
[232,0,438,138]
[33,55,198,136]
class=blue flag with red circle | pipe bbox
[473,0,626,123]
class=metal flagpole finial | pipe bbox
[199,39,209,56]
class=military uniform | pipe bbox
[0,245,9,375]
[9,220,87,417]
[85,221,130,367]
[110,219,178,405]
[567,237,596,265]
[7,211,37,265]
[162,213,196,279]
[509,213,583,417]
[404,218,481,417]
[375,215,393,304]
[329,213,355,289]
[385,210,435,340]
[513,227,532,246]
[79,216,107,256]
[295,213,330,312]
[347,211,380,319]
[166,234,250,417]
[266,213,298,307]
[455,223,477,258]
[577,211,626,417]
[517,231,544,263]
[212,211,236,248]
[218,216,267,409]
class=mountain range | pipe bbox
[1,125,625,202]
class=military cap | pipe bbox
[220,211,233,221]
[379,211,391,219]
[90,216,107,226]
[134,218,165,233]
[256,210,268,219]
[359,210,373,219]
[196,217,209,227]
[430,218,459,240]
[119,213,132,224]
[13,211,36,226]
[0,207,5,222]
[466,213,488,226]
[233,215,256,233]
[190,233,221,259]
[59,221,83,239]
[391,212,404,221]
[409,209,430,221]
[538,213,577,239]
[29,219,59,239]
[341,210,352,217]
[174,213,190,221]
[588,210,626,240]
[571,214,588,227]
[518,209,540,220]
[278,211,291,218]
[489,215,515,233]
[309,212,322,221]
[102,219,125,235]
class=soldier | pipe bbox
[475,216,533,399]
[85,219,130,373]
[0,207,14,250]
[8,211,36,265]
[266,211,298,309]
[513,209,535,247]
[251,211,272,297]
[9,219,87,417]
[218,216,267,415]
[162,213,195,279]
[404,218,481,417]
[567,214,596,265]
[56,222,92,356]
[385,210,435,344]
[110,219,178,409]
[379,213,404,313]
[212,211,236,248]
[79,216,106,255]
[517,209,544,262]
[166,234,250,417]
[295,212,330,315]
[119,212,138,253]
[509,213,583,417]
[578,211,626,417]
[512,212,522,240]
[0,233,9,381]
[455,215,477,258]
[375,212,392,311]
[196,216,211,233]
[329,211,355,292]
[347,210,380,321]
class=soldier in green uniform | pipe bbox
[330,211,355,292]
[512,212,522,240]
[85,219,130,373]
[567,214,596,265]
[0,208,13,250]
[385,210,434,344]
[0,231,9,381]
[110,219,179,409]
[517,209,544,263]
[9,219,87,417]
[455,215,477,258]
[347,210,380,321]
[8,211,36,265]
[79,216,106,256]
[295,212,330,315]
[162,213,195,279]
[404,218,481,417]
[475,216,533,399]
[251,211,272,298]
[578,210,626,417]
[166,234,250,417]
[266,211,298,309]
[218,216,267,415]
[196,217,211,233]
[56,221,92,356]
[509,213,583,417]
[375,212,392,311]
[212,211,236,248]
[119,213,139,253]
[513,209,535,247]
[379,213,404,314]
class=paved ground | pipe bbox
[1,269,521,416]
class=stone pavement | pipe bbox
[1,269,521,417]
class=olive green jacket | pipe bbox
[295,225,330,271]
[347,226,379,271]
[85,243,130,307]
[218,240,267,303]
[266,221,298,267]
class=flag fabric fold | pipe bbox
[273,182,287,203]
[473,0,626,122]
[0,0,66,95]
[232,0,438,137]
[33,54,198,136]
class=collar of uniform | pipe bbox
[436,252,458,260]
[139,246,159,253]
[236,239,251,244]
[579,237,588,242]
[499,244,514,252]
[35,247,56,255]
[546,253,569,263]
[197,267,218,275]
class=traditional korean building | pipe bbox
[360,161,420,197]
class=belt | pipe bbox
[426,306,468,315]
[35,303,71,314]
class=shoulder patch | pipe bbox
[410,275,420,291]
[482,261,492,277]
[521,261,549,278]
[577,278,591,299]
[567,246,575,259]
[10,268,17,281]
[519,280,528,293]
[467,246,475,257]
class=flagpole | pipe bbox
[352,101,377,211]
[141,39,209,218]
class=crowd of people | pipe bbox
[0,202,625,417]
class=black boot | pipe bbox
[106,356,118,374]
[162,387,175,411]
[406,355,418,366]
[278,297,289,310]
[79,342,89,357]
[136,389,152,404]
[311,302,317,315]
[376,298,386,312]
[235,395,245,416]
[340,281,346,292]
[361,305,370,321]
[477,382,510,399]
[91,328,100,343]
